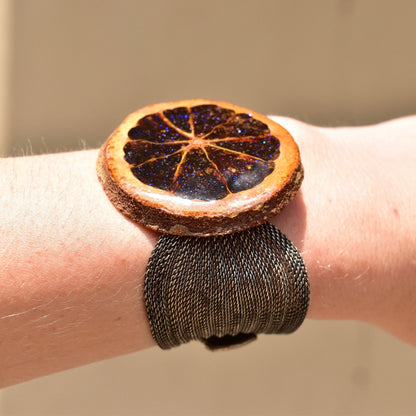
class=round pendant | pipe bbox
[97,99,303,236]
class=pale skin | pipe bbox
[0,115,415,388]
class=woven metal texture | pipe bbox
[144,222,309,350]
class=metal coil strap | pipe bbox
[144,222,309,350]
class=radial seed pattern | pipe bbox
[123,104,281,201]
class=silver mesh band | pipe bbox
[144,222,309,350]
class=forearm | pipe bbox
[273,116,415,339]
[0,150,157,387]
[0,116,414,387]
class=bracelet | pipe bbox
[145,222,308,349]
[97,99,309,349]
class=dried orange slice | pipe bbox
[97,99,303,236]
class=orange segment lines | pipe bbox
[130,148,185,168]
[171,149,189,189]
[201,147,231,192]
[207,144,268,163]
[159,112,194,140]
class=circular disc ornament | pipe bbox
[97,99,303,236]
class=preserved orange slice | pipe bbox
[97,99,303,236]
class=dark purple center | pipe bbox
[123,105,280,201]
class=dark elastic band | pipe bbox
[144,222,309,350]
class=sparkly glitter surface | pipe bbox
[206,146,274,193]
[124,104,280,200]
[163,107,192,133]
[205,113,270,140]
[173,148,228,201]
[131,152,182,191]
[212,136,280,160]
[191,105,235,136]
[124,140,185,166]
[128,114,189,143]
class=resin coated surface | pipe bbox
[123,105,281,201]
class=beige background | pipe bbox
[1,0,416,415]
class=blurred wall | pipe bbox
[1,1,416,415]
[0,0,11,155]
[3,0,416,155]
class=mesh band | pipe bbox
[144,222,309,350]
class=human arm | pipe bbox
[0,116,415,387]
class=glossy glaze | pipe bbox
[123,104,280,201]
